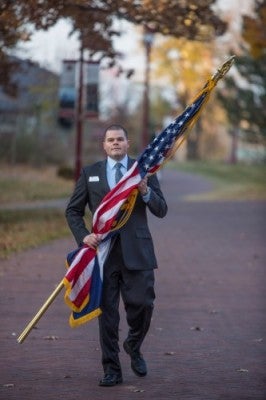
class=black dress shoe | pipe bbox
[99,373,123,387]
[123,341,147,377]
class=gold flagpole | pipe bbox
[17,280,64,344]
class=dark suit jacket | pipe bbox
[65,157,168,270]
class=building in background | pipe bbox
[0,57,59,164]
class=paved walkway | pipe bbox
[0,169,265,400]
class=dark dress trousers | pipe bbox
[65,157,168,374]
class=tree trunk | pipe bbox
[186,118,202,160]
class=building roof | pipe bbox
[0,57,59,113]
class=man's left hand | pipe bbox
[138,177,149,195]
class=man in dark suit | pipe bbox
[65,124,168,386]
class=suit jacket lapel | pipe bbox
[127,157,135,171]
[98,157,135,194]
[98,160,110,193]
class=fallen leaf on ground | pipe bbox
[190,326,203,331]
[43,335,59,340]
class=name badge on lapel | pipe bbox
[89,176,100,182]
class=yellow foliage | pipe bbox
[242,3,266,58]
[151,37,214,101]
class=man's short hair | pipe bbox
[103,124,128,140]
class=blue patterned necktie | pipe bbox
[115,162,123,184]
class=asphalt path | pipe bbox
[0,169,265,400]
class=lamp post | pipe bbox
[141,28,154,150]
[74,40,84,182]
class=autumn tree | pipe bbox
[0,0,227,94]
[242,0,266,58]
[151,37,219,159]
[217,0,266,159]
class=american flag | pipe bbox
[63,55,235,326]
[63,90,208,327]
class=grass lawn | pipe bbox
[170,161,266,201]
[0,209,71,259]
[0,165,76,259]
[0,164,73,204]
[0,162,265,259]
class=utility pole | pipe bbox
[75,40,84,182]
[141,28,154,150]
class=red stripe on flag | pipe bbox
[94,185,139,234]
[99,164,139,204]
[65,247,96,286]
[72,278,92,309]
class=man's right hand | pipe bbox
[83,233,102,249]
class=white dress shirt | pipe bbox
[106,156,128,189]
[106,155,151,202]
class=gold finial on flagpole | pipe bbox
[212,55,236,83]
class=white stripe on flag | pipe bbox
[93,164,140,227]
[67,247,89,278]
[69,257,95,301]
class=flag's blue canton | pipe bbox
[137,93,207,177]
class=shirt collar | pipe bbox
[107,155,128,170]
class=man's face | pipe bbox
[103,129,129,161]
